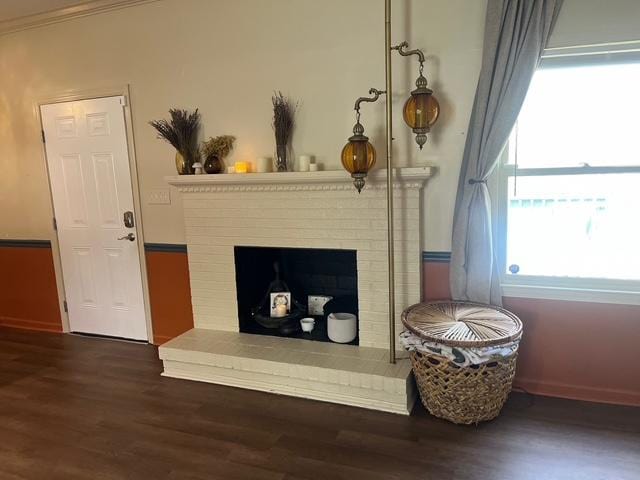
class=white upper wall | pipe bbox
[0,0,638,249]
[0,0,486,248]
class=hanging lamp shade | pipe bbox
[403,73,439,149]
[341,121,376,193]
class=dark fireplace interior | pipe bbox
[234,246,358,344]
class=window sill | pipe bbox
[502,282,640,306]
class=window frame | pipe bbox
[494,45,640,305]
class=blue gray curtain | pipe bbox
[450,0,564,305]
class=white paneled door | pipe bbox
[41,96,148,340]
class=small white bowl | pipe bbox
[300,317,315,333]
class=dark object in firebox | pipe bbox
[251,261,306,329]
[277,317,303,336]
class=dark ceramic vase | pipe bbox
[204,155,224,174]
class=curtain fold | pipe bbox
[450,0,563,305]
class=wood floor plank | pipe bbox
[0,327,638,480]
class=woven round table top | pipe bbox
[401,301,523,348]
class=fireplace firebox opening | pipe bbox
[234,246,358,344]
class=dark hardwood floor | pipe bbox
[0,327,638,480]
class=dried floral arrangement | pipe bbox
[201,135,236,160]
[272,92,298,171]
[149,109,201,174]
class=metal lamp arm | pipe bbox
[391,41,425,66]
[353,88,386,128]
[354,88,386,113]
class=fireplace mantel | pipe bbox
[166,166,434,192]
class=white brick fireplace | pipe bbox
[159,167,433,414]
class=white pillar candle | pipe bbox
[227,166,236,174]
[298,155,311,172]
[275,304,287,318]
[256,157,271,173]
[309,163,318,172]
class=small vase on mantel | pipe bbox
[175,151,191,175]
[203,154,224,174]
[275,144,289,172]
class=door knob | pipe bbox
[118,233,136,241]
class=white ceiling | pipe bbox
[0,0,93,22]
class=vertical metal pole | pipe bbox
[385,0,396,364]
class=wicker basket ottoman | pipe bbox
[401,301,523,425]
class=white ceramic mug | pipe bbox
[300,317,315,333]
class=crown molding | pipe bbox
[166,167,435,193]
[0,0,160,36]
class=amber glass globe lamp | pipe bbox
[403,72,440,149]
[341,120,376,193]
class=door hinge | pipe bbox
[63,300,68,313]
[41,130,46,143]
[53,217,57,231]
[119,96,127,107]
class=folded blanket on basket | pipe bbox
[399,330,519,367]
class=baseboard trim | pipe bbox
[514,377,640,407]
[0,316,63,333]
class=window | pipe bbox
[497,48,640,303]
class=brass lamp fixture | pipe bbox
[341,88,384,192]
[394,41,440,150]
[341,42,439,193]
[340,1,441,364]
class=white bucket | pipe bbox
[327,313,357,343]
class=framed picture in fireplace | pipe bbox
[270,292,291,316]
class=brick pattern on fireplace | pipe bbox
[178,179,423,349]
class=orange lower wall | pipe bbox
[0,243,63,333]
[0,243,193,344]
[145,250,194,345]
[504,297,640,406]
[423,260,453,301]
[423,256,640,407]
[3,243,638,406]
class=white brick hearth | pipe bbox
[161,329,416,415]
[159,167,433,414]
